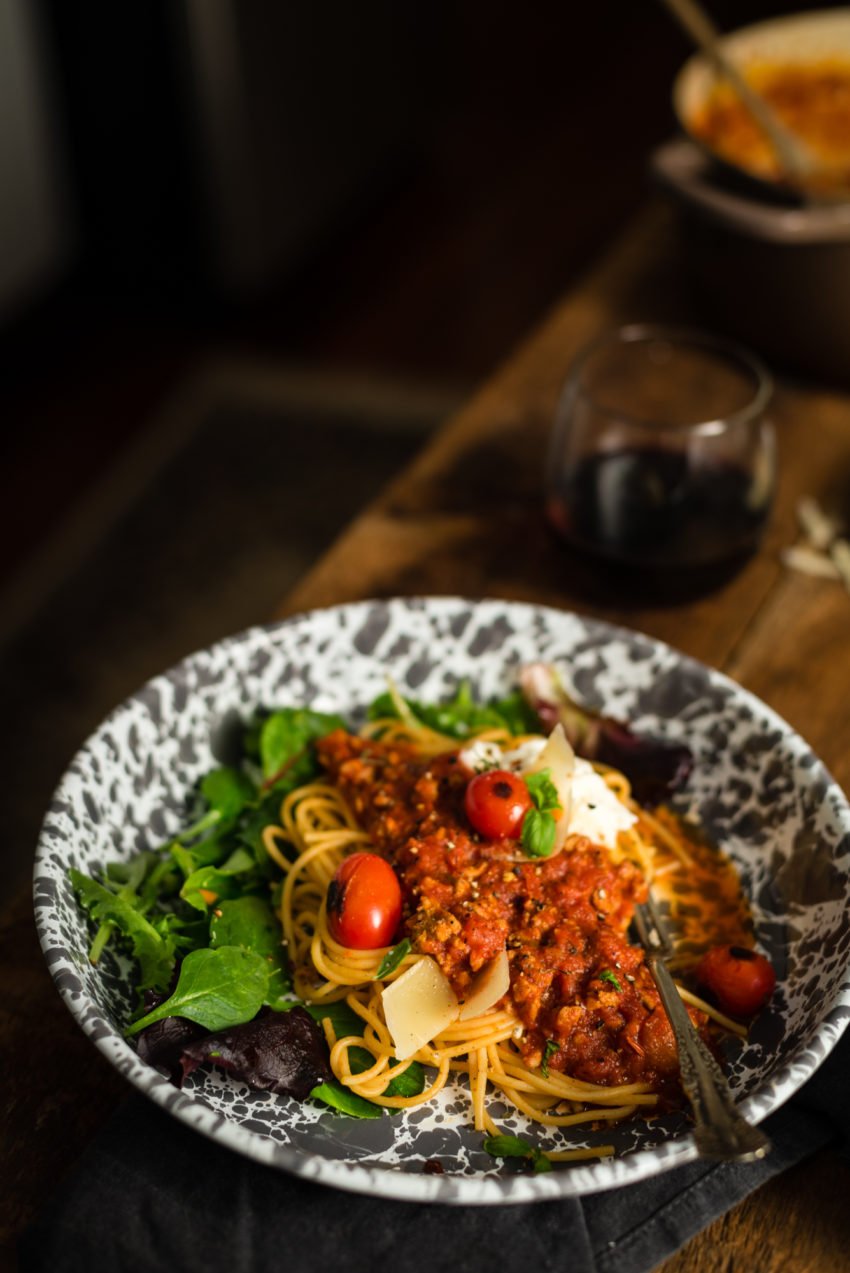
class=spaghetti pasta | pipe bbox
[267,715,750,1156]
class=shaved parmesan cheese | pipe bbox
[458,949,510,1020]
[382,956,459,1059]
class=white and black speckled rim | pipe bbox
[34,597,850,1205]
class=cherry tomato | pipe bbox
[464,769,533,840]
[695,944,776,1018]
[326,852,402,949]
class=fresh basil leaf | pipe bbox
[521,808,557,858]
[310,1080,383,1119]
[126,946,270,1036]
[70,869,177,991]
[374,938,410,980]
[599,969,622,992]
[524,768,561,815]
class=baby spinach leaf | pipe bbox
[303,1000,365,1038]
[126,946,270,1036]
[201,766,256,820]
[310,1080,383,1119]
[259,709,345,783]
[347,1044,426,1098]
[209,895,290,1006]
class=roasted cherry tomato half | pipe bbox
[695,944,776,1018]
[464,769,533,840]
[326,851,403,949]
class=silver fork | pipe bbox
[633,897,771,1162]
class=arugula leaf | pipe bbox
[374,938,410,980]
[368,682,533,740]
[179,848,261,913]
[70,869,178,991]
[126,946,270,1036]
[482,1134,552,1173]
[599,969,622,992]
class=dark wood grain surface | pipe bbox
[6,201,850,1272]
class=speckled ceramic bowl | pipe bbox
[34,598,850,1204]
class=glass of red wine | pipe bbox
[545,324,775,598]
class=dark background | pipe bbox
[0,0,821,588]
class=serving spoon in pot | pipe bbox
[633,895,771,1162]
[659,0,821,195]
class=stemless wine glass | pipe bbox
[545,324,775,590]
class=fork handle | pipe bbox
[647,951,771,1162]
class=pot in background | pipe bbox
[652,136,850,385]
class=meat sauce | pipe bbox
[318,730,705,1101]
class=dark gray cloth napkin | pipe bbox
[20,1029,849,1273]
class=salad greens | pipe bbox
[70,674,688,1121]
[69,690,497,1117]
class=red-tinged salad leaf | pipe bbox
[518,662,693,807]
[180,1006,333,1098]
[136,1013,208,1083]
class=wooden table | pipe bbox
[5,201,850,1272]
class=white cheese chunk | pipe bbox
[568,757,637,848]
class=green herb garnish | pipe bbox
[482,1134,552,1173]
[541,1038,559,1078]
[599,969,622,992]
[374,938,411,980]
[520,767,562,859]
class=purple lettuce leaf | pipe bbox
[179,1005,333,1098]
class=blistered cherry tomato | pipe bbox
[464,769,533,840]
[695,944,776,1018]
[326,852,402,949]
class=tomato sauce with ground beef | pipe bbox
[317,729,703,1101]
